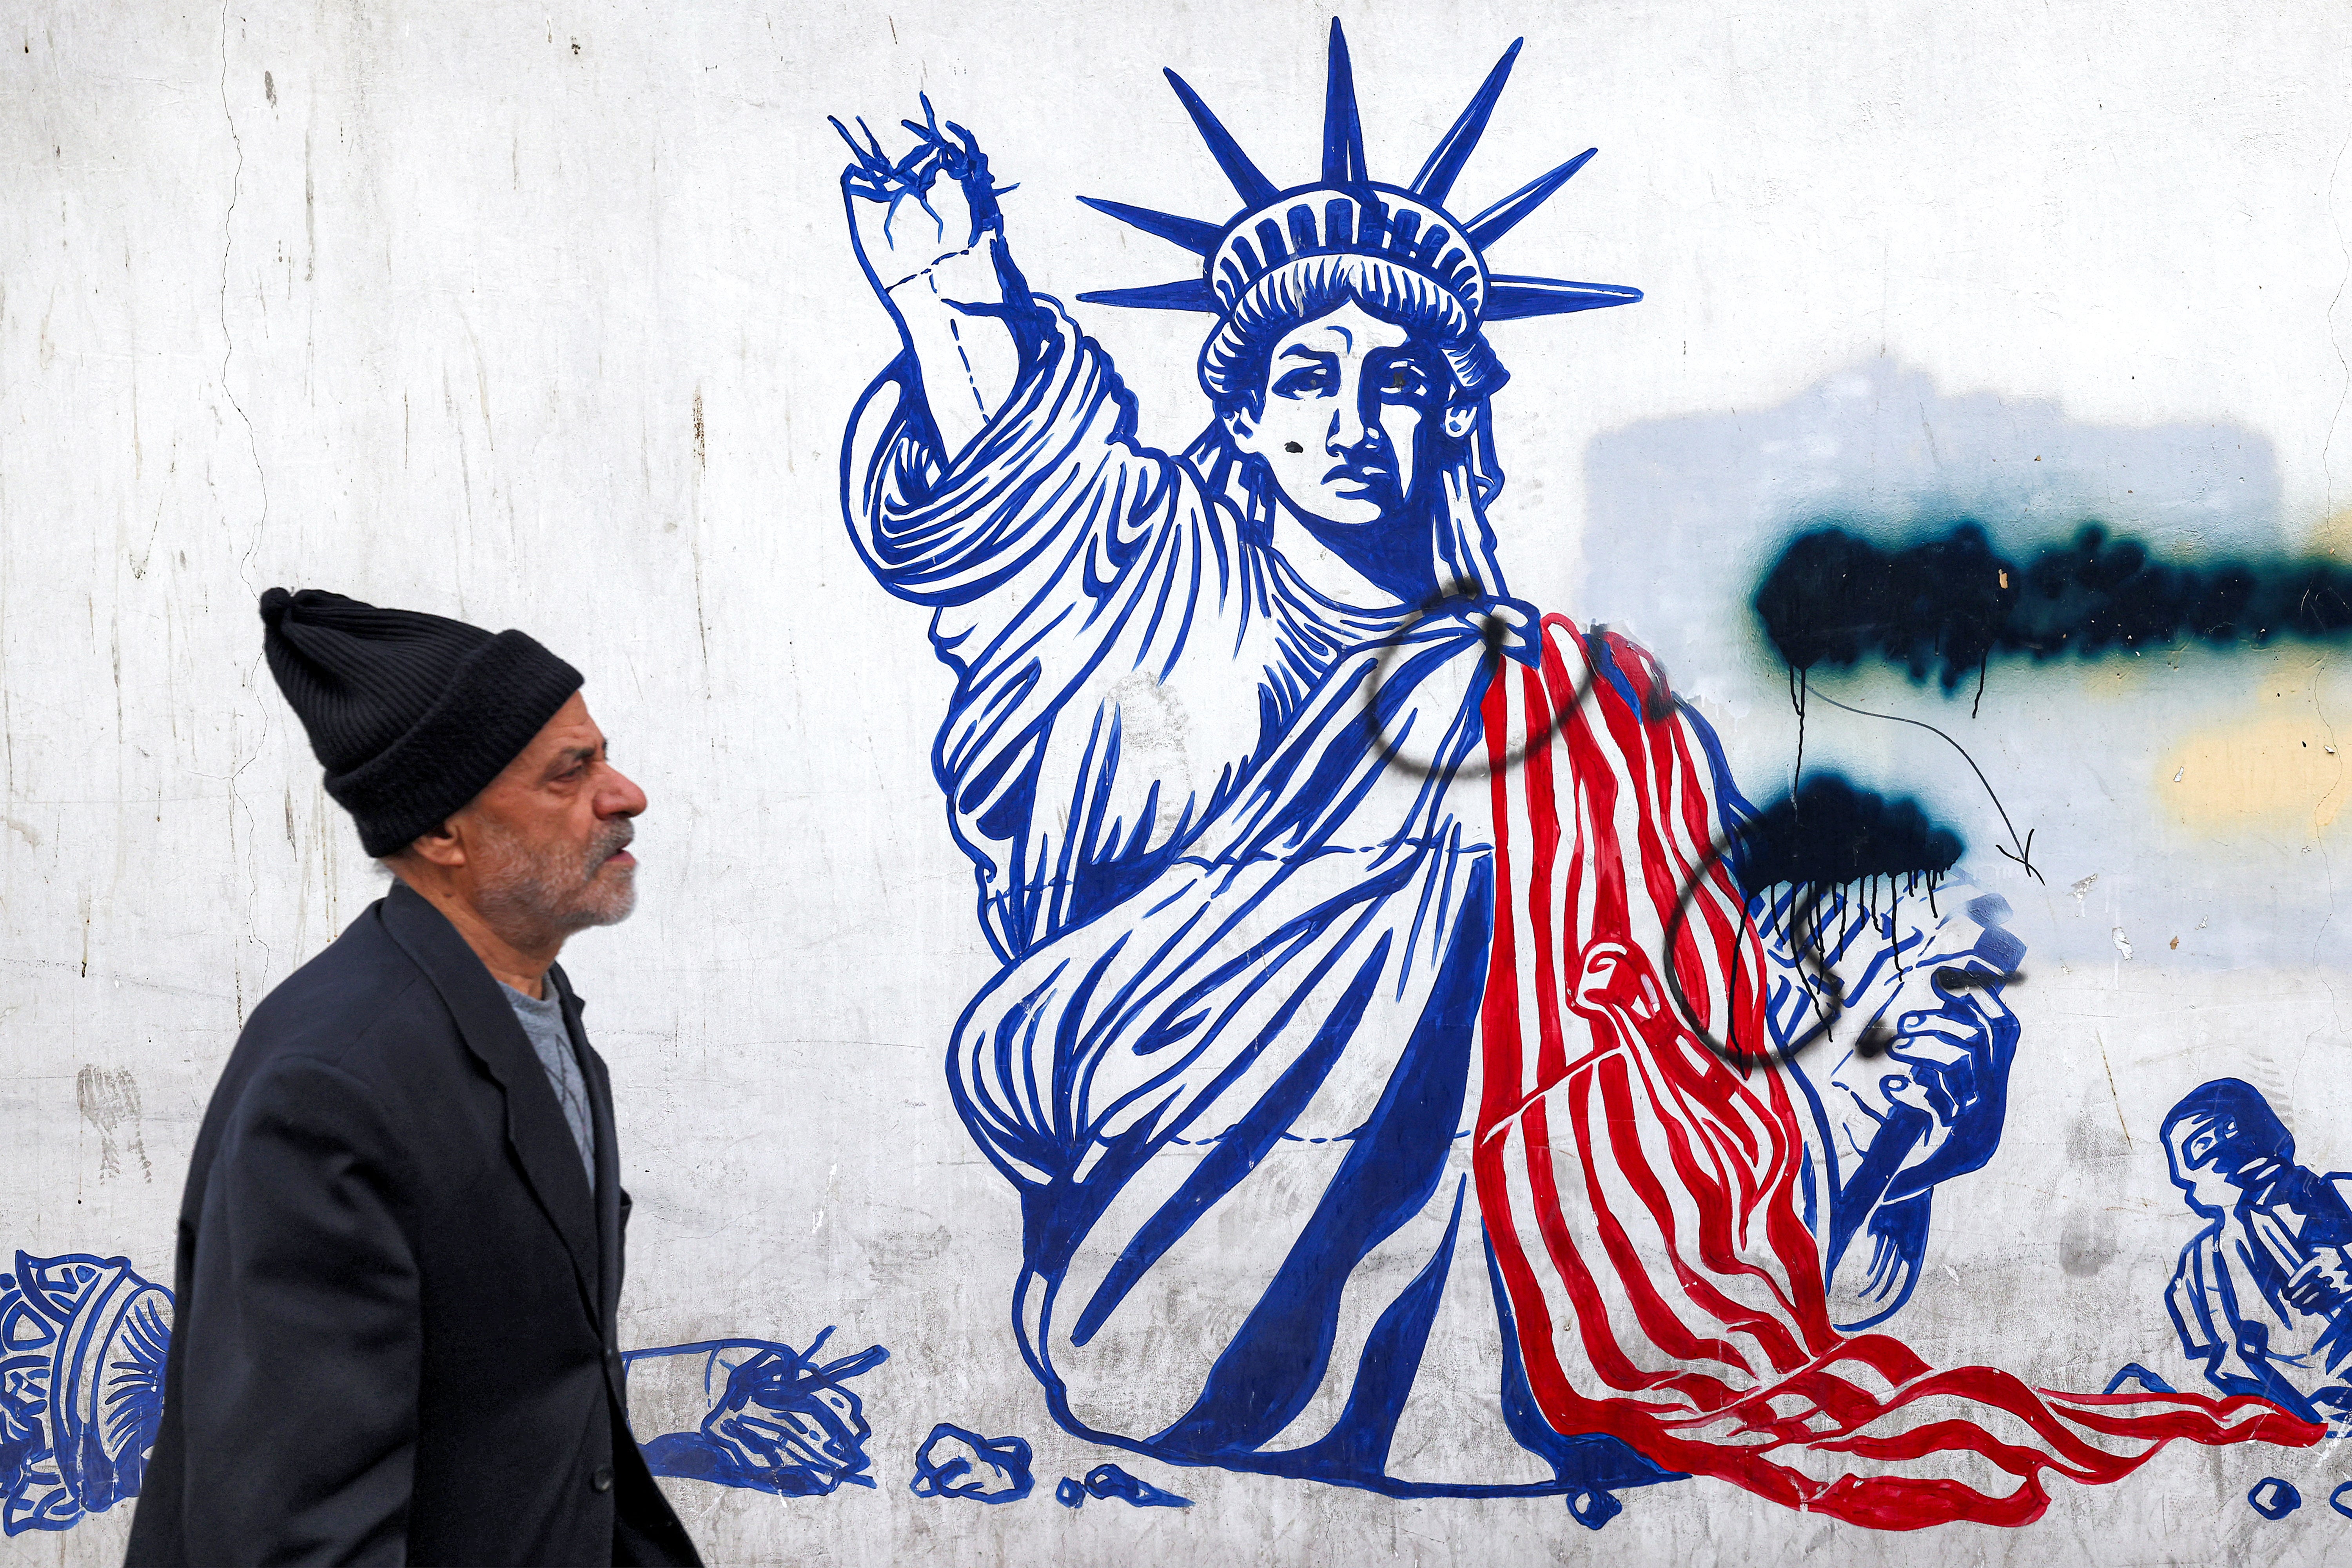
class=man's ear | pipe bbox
[406,818,467,869]
[1442,399,1480,441]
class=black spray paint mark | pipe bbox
[1662,777,1982,1068]
[1732,773,1963,890]
[1755,521,2352,697]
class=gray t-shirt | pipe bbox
[502,981,596,1191]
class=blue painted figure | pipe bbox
[0,1252,171,1537]
[2163,1079,2352,1429]
[623,1332,890,1497]
[909,1423,1034,1502]
[820,22,2171,1531]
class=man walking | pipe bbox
[126,589,701,1566]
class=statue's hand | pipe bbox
[835,98,1007,292]
[1874,971,2018,1194]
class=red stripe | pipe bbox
[1521,659,1569,1093]
[1576,1056,1759,1376]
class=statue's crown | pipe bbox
[1078,20,1641,329]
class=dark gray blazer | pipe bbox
[126,881,701,1566]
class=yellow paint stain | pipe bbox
[2161,673,2346,837]
[2308,506,2352,561]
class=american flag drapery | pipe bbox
[1473,615,2319,1528]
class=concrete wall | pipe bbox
[5,1,2352,1561]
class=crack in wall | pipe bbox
[217,2,266,585]
[218,5,273,1020]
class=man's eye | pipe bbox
[1274,367,1332,397]
[1379,365,1429,397]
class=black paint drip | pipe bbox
[1732,773,1965,895]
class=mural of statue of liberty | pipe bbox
[833,22,2315,1529]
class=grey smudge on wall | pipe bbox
[1105,672,1194,842]
[2059,1209,2119,1278]
[77,1065,152,1183]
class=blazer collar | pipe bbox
[378,881,601,1326]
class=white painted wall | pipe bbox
[5,1,2352,1561]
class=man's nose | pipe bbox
[599,766,648,820]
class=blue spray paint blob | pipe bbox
[1083,1463,1194,1508]
[909,1424,1034,1503]
[2248,1477,2301,1519]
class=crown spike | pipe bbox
[1321,19,1368,187]
[1075,278,1222,313]
[1076,196,1224,257]
[1463,147,1597,250]
[1410,39,1523,206]
[1163,68,1279,208]
[1484,275,1644,320]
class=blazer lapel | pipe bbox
[549,964,625,1336]
[379,882,600,1325]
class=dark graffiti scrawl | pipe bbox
[626,1332,891,1497]
[1755,522,2352,694]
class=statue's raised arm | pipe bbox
[836,103,1041,461]
[829,100,1262,964]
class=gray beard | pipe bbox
[473,816,637,937]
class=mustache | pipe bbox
[588,820,635,872]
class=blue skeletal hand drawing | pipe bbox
[0,1252,171,1536]
[625,1331,891,1497]
[909,1423,1034,1502]
[2162,1080,2352,1429]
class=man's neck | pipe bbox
[389,867,563,998]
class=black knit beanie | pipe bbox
[259,588,584,856]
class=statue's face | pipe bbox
[1221,301,1475,528]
